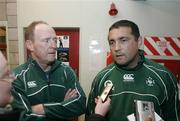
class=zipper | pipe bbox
[46,73,51,100]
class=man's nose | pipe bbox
[115,42,121,51]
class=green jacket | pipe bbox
[86,50,179,121]
[11,58,86,121]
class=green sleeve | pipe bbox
[160,71,180,121]
[43,67,86,120]
[11,76,46,121]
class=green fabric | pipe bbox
[86,50,179,121]
[11,58,86,121]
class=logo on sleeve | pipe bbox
[123,74,134,82]
[27,81,37,88]
[146,77,155,86]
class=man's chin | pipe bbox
[115,61,128,67]
[47,59,56,65]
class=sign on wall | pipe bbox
[56,35,70,65]
[144,36,180,83]
[144,36,180,56]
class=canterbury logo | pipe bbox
[27,81,37,88]
[123,74,134,80]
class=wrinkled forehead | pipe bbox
[34,24,56,38]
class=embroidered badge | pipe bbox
[146,77,155,86]
[27,81,37,88]
[123,74,134,82]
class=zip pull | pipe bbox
[46,73,50,85]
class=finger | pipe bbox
[65,89,76,97]
[67,89,77,97]
[95,96,101,104]
[64,89,77,100]
[145,115,152,121]
[64,89,72,98]
[106,97,111,103]
[95,98,98,104]
[65,89,72,95]
[69,91,77,98]
[96,97,104,104]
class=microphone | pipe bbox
[100,83,113,102]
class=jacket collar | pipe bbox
[27,57,62,73]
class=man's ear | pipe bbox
[26,40,34,51]
[137,36,142,48]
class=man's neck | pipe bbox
[34,59,51,72]
[115,53,141,70]
[31,55,52,72]
[39,63,51,72]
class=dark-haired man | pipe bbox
[86,20,179,121]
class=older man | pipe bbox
[11,21,86,121]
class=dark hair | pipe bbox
[109,20,140,40]
[25,21,48,41]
